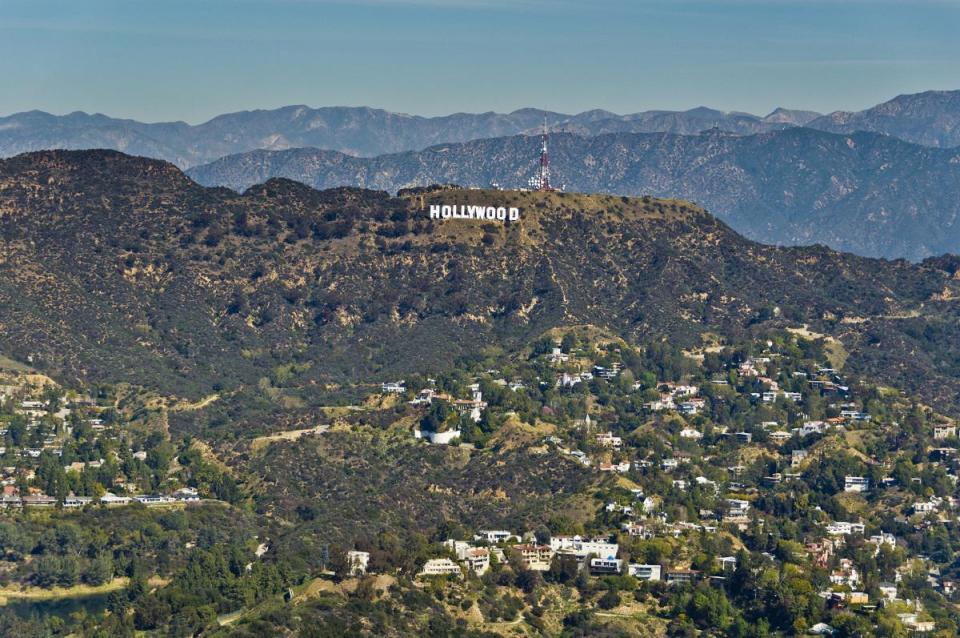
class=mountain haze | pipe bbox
[3,90,957,172]
[0,105,816,168]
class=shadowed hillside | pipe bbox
[1,150,958,418]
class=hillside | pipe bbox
[187,127,960,261]
[1,151,959,420]
[3,151,960,637]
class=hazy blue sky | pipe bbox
[2,0,958,123]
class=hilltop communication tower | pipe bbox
[528,121,555,191]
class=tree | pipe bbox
[547,554,579,584]
[598,588,621,610]
[327,546,350,581]
[515,569,542,594]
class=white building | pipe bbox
[346,551,370,576]
[826,521,866,536]
[589,557,623,575]
[381,381,406,394]
[934,425,957,440]
[63,495,93,508]
[726,499,751,518]
[99,492,131,506]
[596,431,622,448]
[418,558,463,578]
[628,564,661,580]
[844,476,870,493]
[474,530,516,544]
[550,536,618,560]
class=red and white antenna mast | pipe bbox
[537,119,553,191]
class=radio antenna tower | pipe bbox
[536,119,553,191]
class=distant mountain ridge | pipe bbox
[550,106,821,137]
[810,90,960,148]
[0,105,817,168]
[3,90,959,171]
[186,127,960,261]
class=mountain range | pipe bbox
[186,127,960,261]
[2,90,959,169]
[0,150,958,421]
[2,89,960,262]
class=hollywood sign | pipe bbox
[429,204,520,222]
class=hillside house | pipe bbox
[665,569,700,586]
[879,583,898,601]
[934,425,957,440]
[826,521,866,536]
[589,557,623,575]
[512,544,554,571]
[830,559,861,587]
[418,558,463,578]
[63,495,93,508]
[769,430,792,444]
[346,551,370,576]
[628,564,662,580]
[474,530,516,544]
[99,492,131,506]
[381,381,406,394]
[596,431,622,448]
[868,532,896,551]
[22,494,56,507]
[599,461,631,473]
[678,400,704,415]
[844,476,870,493]
[550,536,618,561]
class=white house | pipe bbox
[550,536,618,561]
[934,425,957,440]
[381,381,406,394]
[346,551,370,576]
[461,548,490,574]
[474,530,516,544]
[589,557,623,575]
[418,558,463,578]
[63,495,93,508]
[826,521,866,536]
[99,492,131,506]
[726,499,751,518]
[599,461,630,473]
[596,431,622,448]
[878,582,898,601]
[628,564,662,580]
[844,476,870,493]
